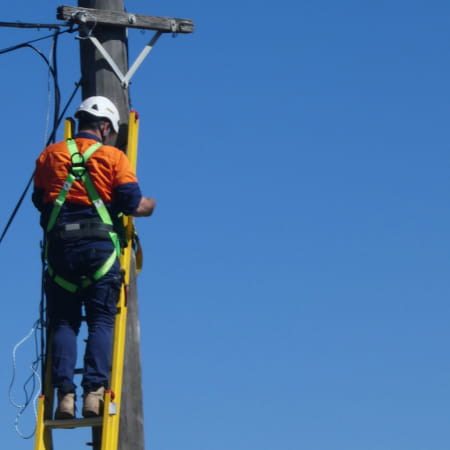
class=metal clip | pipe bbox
[108,402,117,415]
[74,11,88,23]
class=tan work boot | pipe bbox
[82,386,105,418]
[55,391,75,420]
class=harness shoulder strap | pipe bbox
[46,139,102,232]
[67,138,102,164]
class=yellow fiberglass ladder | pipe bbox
[34,110,142,450]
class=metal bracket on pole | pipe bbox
[80,31,163,88]
[123,31,162,86]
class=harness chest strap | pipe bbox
[45,139,121,292]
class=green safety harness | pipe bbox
[45,139,121,293]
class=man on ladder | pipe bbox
[32,96,155,420]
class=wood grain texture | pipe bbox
[58,5,194,33]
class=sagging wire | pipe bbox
[43,33,59,147]
[6,76,82,436]
[4,77,82,437]
[21,42,61,139]
[9,320,43,439]
[38,242,47,399]
[48,77,82,144]
[0,79,81,247]
[0,26,76,246]
[0,31,61,247]
[0,27,73,56]
[51,32,61,139]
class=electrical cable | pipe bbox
[0,27,80,245]
[0,21,62,30]
[0,27,73,56]
[2,28,81,438]
[22,43,61,118]
[0,78,81,245]
[8,320,43,439]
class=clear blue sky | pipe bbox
[0,1,449,449]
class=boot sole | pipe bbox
[82,409,101,418]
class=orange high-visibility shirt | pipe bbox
[34,138,138,206]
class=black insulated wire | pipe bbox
[0,27,74,56]
[0,28,81,246]
[0,26,83,420]
[0,78,82,246]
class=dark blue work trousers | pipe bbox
[45,239,121,394]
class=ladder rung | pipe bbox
[44,417,103,429]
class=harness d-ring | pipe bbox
[70,151,86,179]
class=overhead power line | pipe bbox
[0,27,74,56]
[0,28,81,246]
[0,21,62,30]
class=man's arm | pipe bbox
[32,187,45,212]
[132,196,156,217]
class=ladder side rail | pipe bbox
[34,118,75,450]
[101,111,140,449]
[34,396,52,450]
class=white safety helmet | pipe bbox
[75,96,120,133]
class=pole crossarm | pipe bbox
[57,5,194,34]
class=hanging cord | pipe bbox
[19,40,62,144]
[51,32,61,139]
[0,24,82,246]
[3,28,80,437]
[8,320,43,439]
[10,237,52,439]
[5,75,82,435]
[39,238,47,392]
[22,42,61,112]
[0,27,73,56]
[0,79,81,246]
[0,31,60,247]
[48,77,82,144]
[43,33,60,146]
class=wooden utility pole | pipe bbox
[76,0,129,149]
[76,2,140,448]
[56,2,193,449]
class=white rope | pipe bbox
[9,321,43,439]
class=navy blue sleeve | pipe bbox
[32,187,45,212]
[113,182,142,216]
